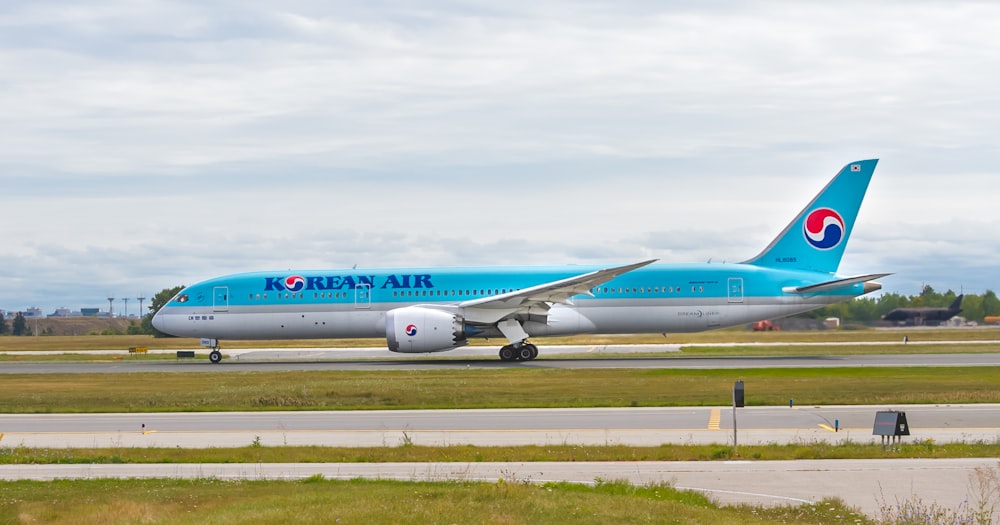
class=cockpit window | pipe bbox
[175,294,189,303]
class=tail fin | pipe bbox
[742,159,878,274]
[950,295,964,312]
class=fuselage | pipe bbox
[152,262,869,343]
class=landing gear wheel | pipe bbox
[209,350,223,364]
[517,345,534,361]
[499,345,516,362]
[527,344,538,360]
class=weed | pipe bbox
[875,462,1000,524]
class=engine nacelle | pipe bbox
[385,306,467,353]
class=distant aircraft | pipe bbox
[152,160,888,363]
[881,295,964,325]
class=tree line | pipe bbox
[796,286,1000,324]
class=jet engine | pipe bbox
[385,306,467,353]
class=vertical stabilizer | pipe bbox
[949,294,964,313]
[742,159,878,274]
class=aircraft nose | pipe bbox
[151,310,168,333]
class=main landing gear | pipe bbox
[499,342,538,362]
[495,319,536,361]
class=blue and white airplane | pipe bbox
[152,160,888,363]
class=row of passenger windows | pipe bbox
[594,286,705,294]
[246,285,708,302]
[392,288,513,298]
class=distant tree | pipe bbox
[795,288,1000,325]
[982,290,1000,317]
[127,320,146,335]
[848,297,880,323]
[962,294,984,322]
[0,311,6,334]
[140,286,185,337]
[12,312,27,336]
[876,293,909,314]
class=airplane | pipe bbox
[152,159,888,364]
[881,295,963,325]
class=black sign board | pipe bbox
[873,410,910,436]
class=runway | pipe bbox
[2,405,998,516]
[2,404,998,448]
[2,348,1000,373]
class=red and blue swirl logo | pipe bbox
[405,324,418,336]
[803,208,844,250]
[284,275,306,292]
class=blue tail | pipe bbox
[742,159,878,274]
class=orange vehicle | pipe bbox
[752,320,779,331]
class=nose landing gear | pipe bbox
[208,343,223,364]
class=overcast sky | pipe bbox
[2,1,998,315]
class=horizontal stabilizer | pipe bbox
[783,273,891,294]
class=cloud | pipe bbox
[1,1,999,311]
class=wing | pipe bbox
[454,259,657,325]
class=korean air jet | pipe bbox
[153,160,888,363]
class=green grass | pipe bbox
[3,441,999,465]
[0,477,868,525]
[1,367,999,413]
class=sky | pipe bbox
[2,1,999,316]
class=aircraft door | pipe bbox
[213,286,230,312]
[355,283,371,309]
[728,278,744,303]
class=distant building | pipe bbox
[80,308,100,317]
[23,307,44,318]
[48,307,73,317]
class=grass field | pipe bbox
[0,477,868,525]
[2,367,999,413]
